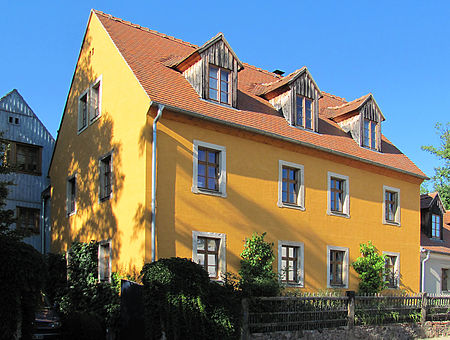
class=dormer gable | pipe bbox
[420,192,446,240]
[172,33,244,108]
[256,67,322,132]
[326,94,385,152]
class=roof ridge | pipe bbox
[322,91,346,102]
[93,9,198,49]
[242,63,282,79]
[328,93,370,110]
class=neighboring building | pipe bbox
[420,192,450,294]
[0,89,55,253]
[49,10,427,291]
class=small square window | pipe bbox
[98,241,111,282]
[15,118,19,125]
[66,175,76,216]
[208,65,230,105]
[383,186,400,225]
[277,160,305,210]
[16,206,40,234]
[278,241,304,286]
[7,142,42,175]
[383,251,400,289]
[99,153,113,201]
[192,231,226,280]
[327,245,349,288]
[327,172,350,217]
[192,140,226,197]
[8,116,13,124]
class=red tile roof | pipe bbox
[93,10,427,179]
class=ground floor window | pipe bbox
[192,231,226,279]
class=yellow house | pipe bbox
[49,10,427,291]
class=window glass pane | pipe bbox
[209,66,218,78]
[282,168,288,179]
[197,238,205,250]
[221,81,228,92]
[282,181,287,192]
[289,183,295,194]
[220,91,229,103]
[198,149,206,161]
[209,89,218,100]
[208,266,217,277]
[208,151,217,163]
[208,166,216,179]
[197,253,205,266]
[207,180,216,190]
[282,191,287,202]
[207,239,217,251]
[282,247,286,257]
[198,176,205,188]
[289,169,295,180]
[208,254,216,265]
[220,70,229,82]
[289,192,296,204]
[288,247,294,257]
[198,164,205,176]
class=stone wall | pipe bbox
[249,321,450,340]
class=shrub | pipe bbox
[351,241,387,294]
[43,252,67,306]
[0,234,45,339]
[239,232,282,297]
[58,241,120,338]
[140,257,240,340]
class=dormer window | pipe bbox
[363,119,377,149]
[296,96,313,130]
[209,66,230,105]
[432,214,441,239]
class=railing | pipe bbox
[241,292,450,339]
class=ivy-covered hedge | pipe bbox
[140,257,241,340]
[0,234,45,339]
[55,241,120,340]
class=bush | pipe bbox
[43,252,67,306]
[57,241,120,338]
[239,232,282,297]
[140,257,240,340]
[352,241,387,294]
[0,234,45,339]
[61,312,103,340]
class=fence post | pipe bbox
[421,292,428,325]
[346,291,355,330]
[241,298,249,340]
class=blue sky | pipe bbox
[1,1,449,182]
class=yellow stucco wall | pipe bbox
[154,113,421,292]
[50,12,422,292]
[49,13,151,274]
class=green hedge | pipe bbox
[0,234,45,339]
[140,257,241,340]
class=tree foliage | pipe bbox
[239,232,282,297]
[351,241,387,294]
[0,139,17,237]
[422,122,450,209]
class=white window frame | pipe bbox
[66,173,77,216]
[98,239,112,283]
[278,240,304,287]
[192,231,226,280]
[77,88,89,133]
[89,76,102,124]
[295,95,314,130]
[99,151,113,202]
[192,140,227,197]
[327,245,349,289]
[383,185,401,226]
[277,160,305,210]
[383,251,400,289]
[327,172,350,218]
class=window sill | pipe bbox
[328,283,348,289]
[192,186,227,198]
[327,210,350,219]
[283,282,304,288]
[277,202,305,211]
[290,124,320,135]
[77,126,88,135]
[67,211,76,217]
[90,115,101,125]
[383,221,401,227]
[99,196,112,203]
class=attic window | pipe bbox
[209,65,230,104]
[363,119,377,149]
[296,96,313,130]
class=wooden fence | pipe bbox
[241,292,450,339]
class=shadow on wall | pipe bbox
[51,33,126,272]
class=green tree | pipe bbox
[0,139,15,237]
[238,232,282,297]
[351,241,387,294]
[422,122,450,209]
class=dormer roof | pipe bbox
[172,32,244,72]
[90,10,427,180]
[255,67,322,98]
[324,93,386,122]
[420,192,445,213]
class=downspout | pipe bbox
[421,248,431,292]
[151,104,164,262]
